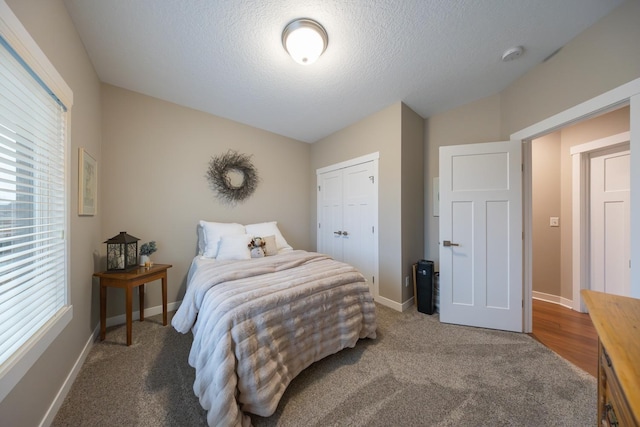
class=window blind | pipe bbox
[0,35,67,367]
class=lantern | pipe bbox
[104,231,139,272]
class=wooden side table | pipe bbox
[94,264,172,346]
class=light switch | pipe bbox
[550,217,559,227]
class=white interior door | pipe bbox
[590,146,630,296]
[439,141,522,332]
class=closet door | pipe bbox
[318,169,344,260]
[341,162,376,286]
[317,158,378,296]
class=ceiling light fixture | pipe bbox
[282,18,328,65]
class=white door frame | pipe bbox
[512,77,640,333]
[571,132,630,312]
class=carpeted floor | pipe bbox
[53,304,596,426]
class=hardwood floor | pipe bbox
[529,298,598,377]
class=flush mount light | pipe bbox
[282,18,328,65]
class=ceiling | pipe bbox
[62,0,623,143]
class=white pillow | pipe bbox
[216,234,252,261]
[245,221,292,251]
[199,220,246,258]
[197,223,206,255]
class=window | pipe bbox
[0,0,73,401]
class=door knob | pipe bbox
[334,231,343,235]
[342,231,349,236]
[443,240,459,247]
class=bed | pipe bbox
[171,221,377,427]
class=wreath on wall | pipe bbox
[206,150,259,204]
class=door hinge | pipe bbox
[371,226,375,233]
[318,185,321,191]
[369,175,375,184]
[372,276,375,284]
[318,223,321,229]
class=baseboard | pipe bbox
[532,291,573,309]
[401,296,415,312]
[40,324,98,427]
[373,295,417,312]
[105,301,181,327]
[374,295,403,312]
[40,301,182,427]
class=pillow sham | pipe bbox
[199,220,245,258]
[261,234,278,256]
[245,221,292,251]
[216,234,253,261]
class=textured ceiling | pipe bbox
[63,0,623,143]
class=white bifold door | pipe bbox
[439,141,522,332]
[317,156,378,298]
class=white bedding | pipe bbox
[172,250,377,427]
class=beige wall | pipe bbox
[531,133,562,296]
[424,94,502,266]
[311,103,404,303]
[310,102,424,305]
[401,104,426,301]
[501,0,640,137]
[1,0,103,425]
[101,85,311,313]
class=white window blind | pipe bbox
[0,35,68,368]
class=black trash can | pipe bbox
[416,260,435,315]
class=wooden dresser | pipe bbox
[582,290,640,426]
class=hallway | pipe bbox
[530,299,598,377]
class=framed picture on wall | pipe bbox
[78,148,97,215]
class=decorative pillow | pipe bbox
[245,221,292,252]
[216,234,253,261]
[199,220,246,258]
[250,246,265,258]
[249,237,266,258]
[262,235,278,256]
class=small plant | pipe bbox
[139,241,157,256]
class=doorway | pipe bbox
[515,77,640,333]
[531,108,630,315]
